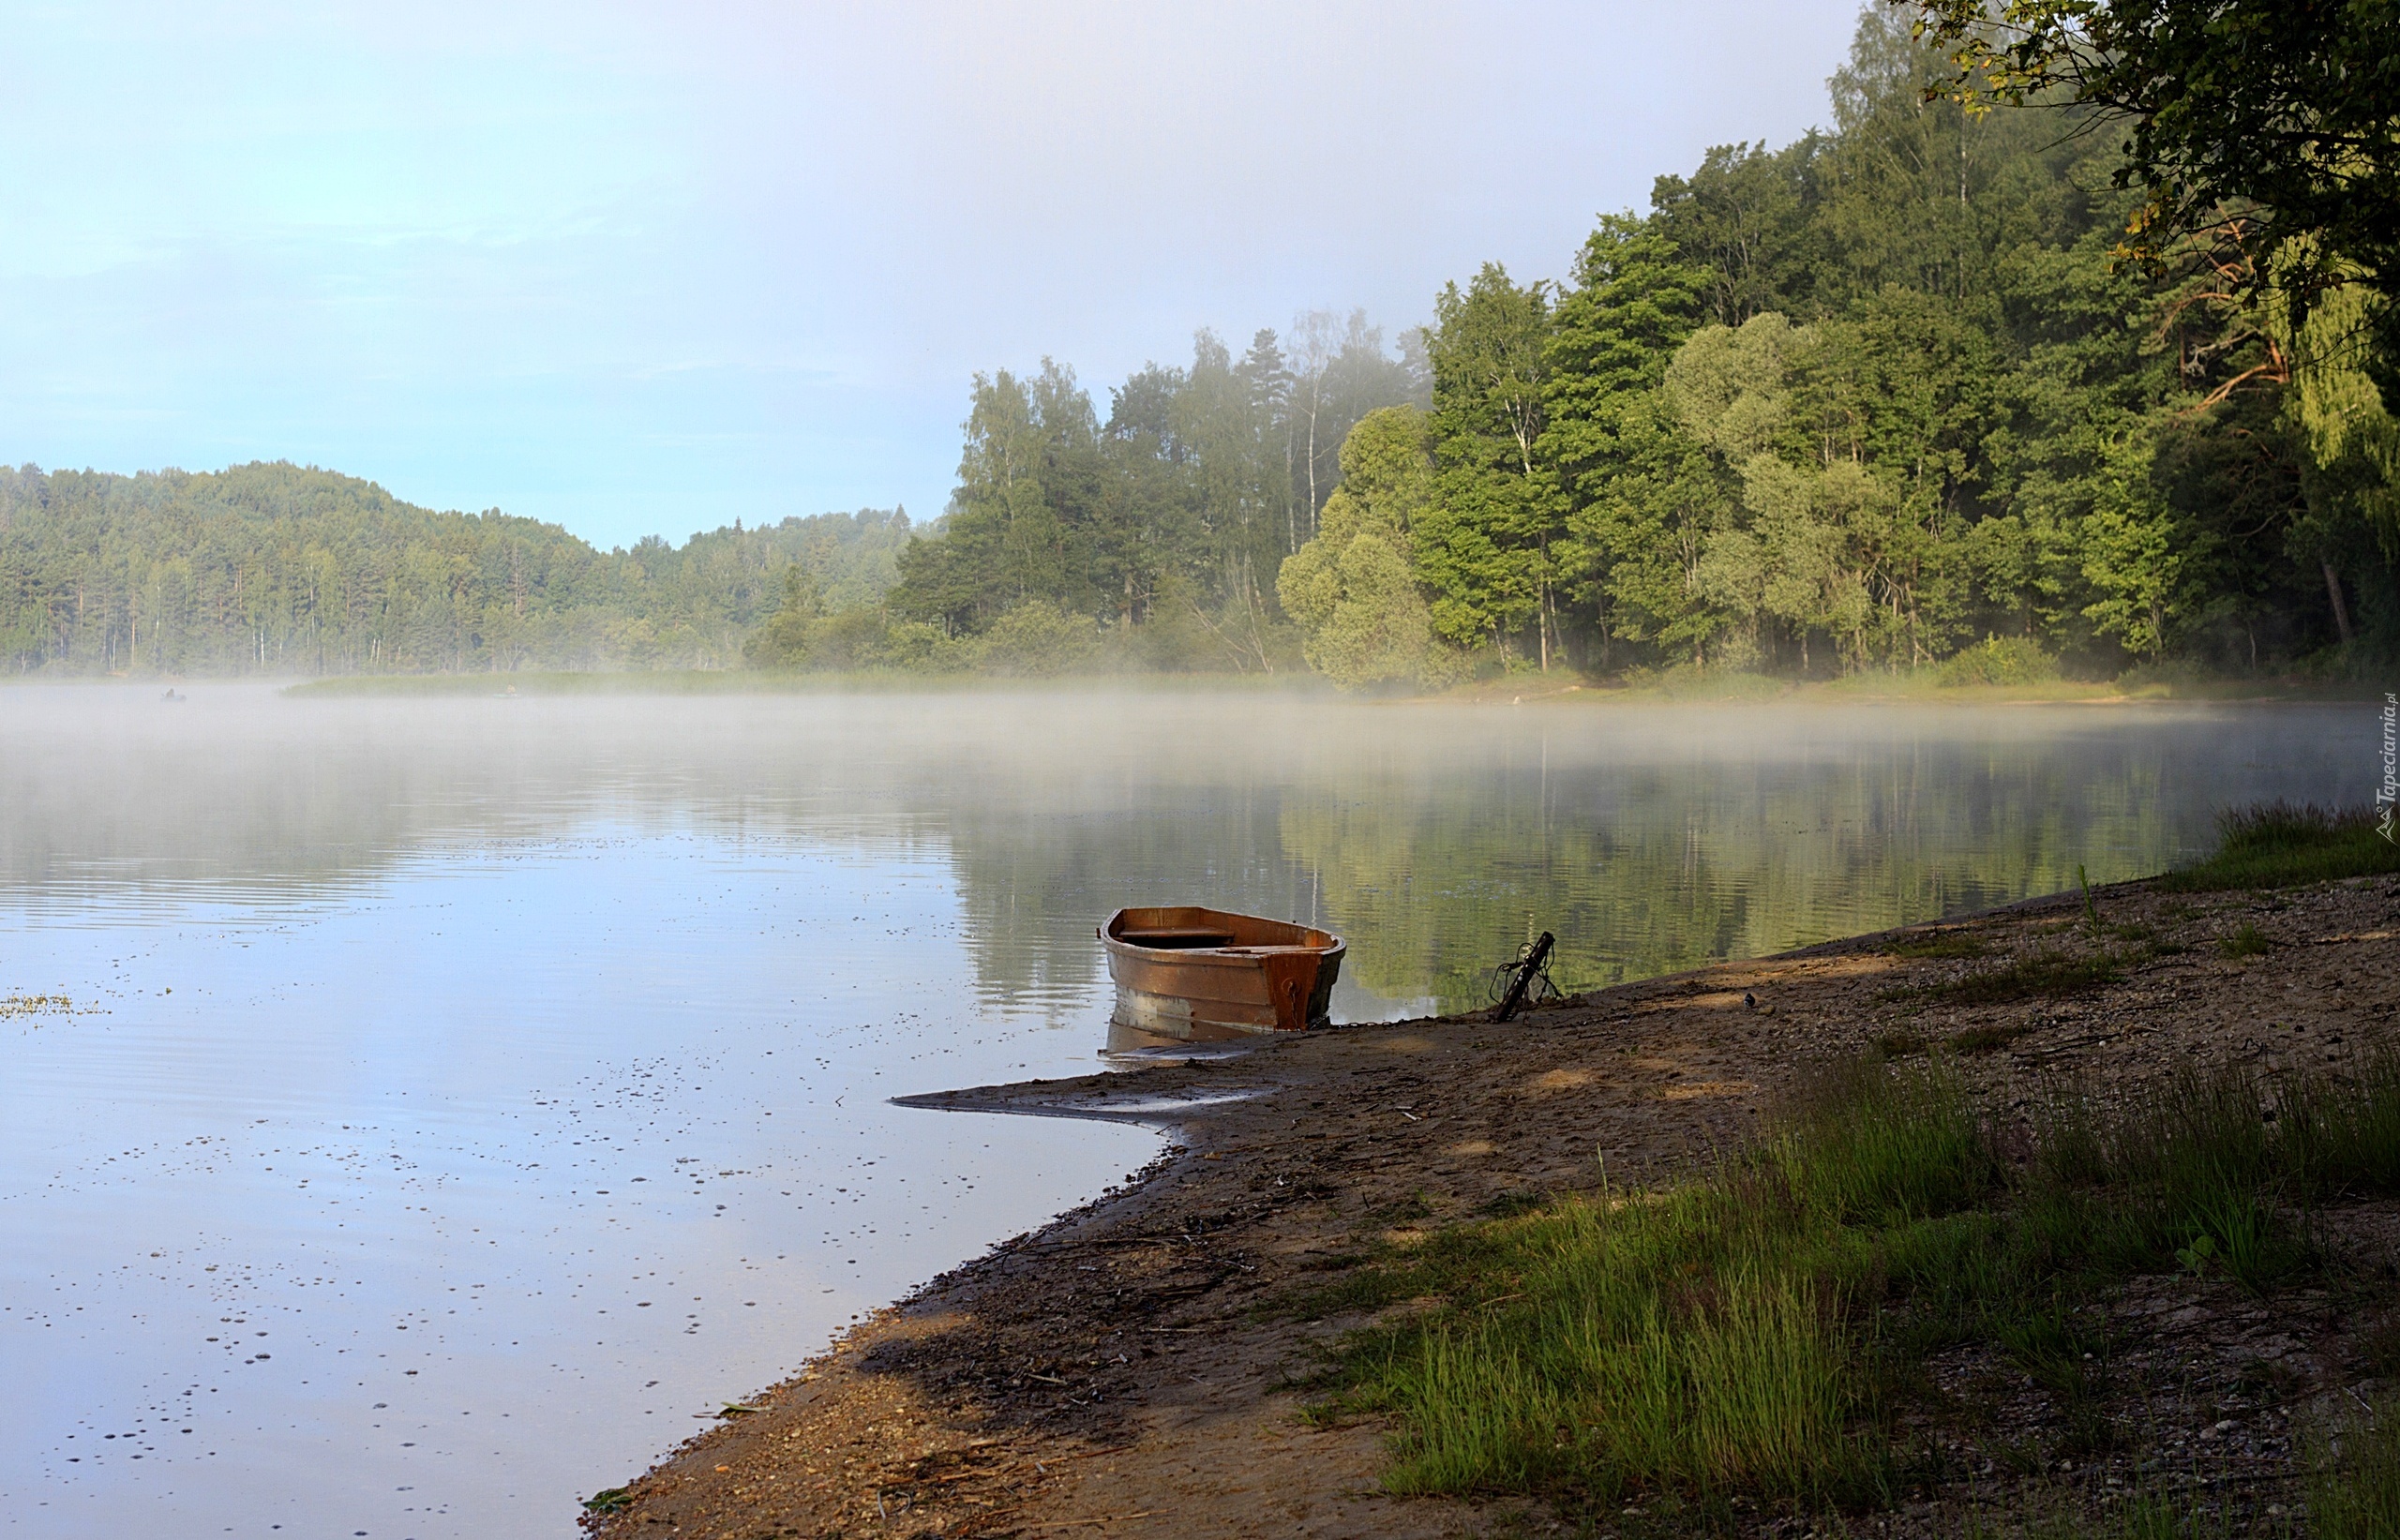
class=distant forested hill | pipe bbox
[0,460,910,674]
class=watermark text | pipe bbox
[2379,691,2396,843]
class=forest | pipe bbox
[792,9,2400,687]
[0,460,910,675]
[6,8,2392,685]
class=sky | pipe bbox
[3,1,1869,551]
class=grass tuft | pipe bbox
[2282,1045,2400,1199]
[1948,1023,2035,1054]
[1316,1062,1998,1502]
[1771,1055,2001,1224]
[2217,922,2273,959]
[1357,1187,1875,1501]
[1901,949,2123,1007]
[1884,931,1989,961]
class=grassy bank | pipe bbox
[2160,803,2400,892]
[1432,671,2381,708]
[278,670,1334,699]
[1290,806,2400,1530]
[1298,1049,2400,1529]
[282,671,764,697]
[274,668,2378,706]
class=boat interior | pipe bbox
[1107,907,1337,953]
[1115,925,1238,949]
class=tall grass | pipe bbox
[2313,1413,2400,1540]
[1361,1188,1875,1499]
[2031,1052,2400,1287]
[2030,1067,2291,1288]
[1771,1055,1999,1224]
[1332,1059,1997,1501]
[2161,801,2400,890]
[2286,1048,2400,1198]
[1315,1047,2400,1511]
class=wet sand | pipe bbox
[585,874,2399,1537]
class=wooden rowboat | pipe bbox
[1099,906,1345,1042]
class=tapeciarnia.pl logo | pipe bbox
[2380,692,2397,844]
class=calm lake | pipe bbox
[0,686,2378,1537]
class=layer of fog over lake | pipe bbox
[1,687,2378,1537]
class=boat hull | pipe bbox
[1100,906,1343,1043]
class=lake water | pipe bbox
[0,686,2379,1537]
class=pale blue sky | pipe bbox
[5,1,1867,549]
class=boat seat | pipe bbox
[1119,928,1238,949]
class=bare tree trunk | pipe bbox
[2323,561,2356,648]
[1303,397,1321,537]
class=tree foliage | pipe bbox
[885,318,1425,673]
[1901,0,2400,368]
[1276,408,1461,690]
[1306,7,2396,685]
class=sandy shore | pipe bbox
[585,874,2397,1537]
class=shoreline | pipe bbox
[585,872,2398,1537]
[149,671,2392,706]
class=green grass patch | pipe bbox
[2312,1412,2400,1540]
[1896,949,2124,1007]
[1305,1047,2400,1516]
[1883,930,1988,961]
[1336,1189,1882,1501]
[1947,1023,2035,1054]
[2162,801,2400,891]
[2217,922,2273,960]
[2282,1045,2400,1198]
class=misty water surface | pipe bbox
[0,685,2379,1539]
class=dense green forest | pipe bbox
[0,460,911,674]
[822,9,2395,686]
[8,7,2392,684]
